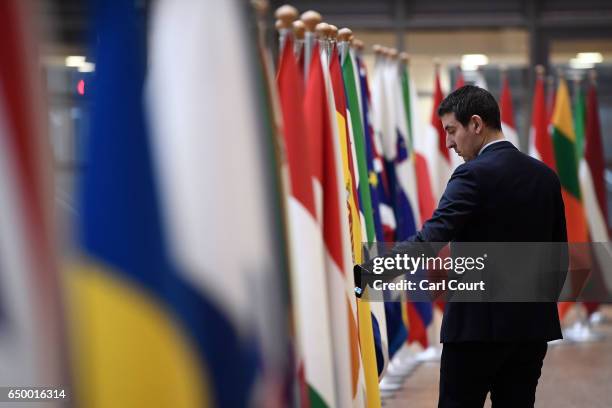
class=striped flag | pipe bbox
[580,77,609,242]
[500,72,520,149]
[0,0,64,388]
[326,46,368,408]
[551,78,589,243]
[361,58,397,243]
[407,66,437,223]
[313,45,365,408]
[356,55,385,243]
[278,38,338,408]
[529,70,557,170]
[330,47,380,408]
[551,78,589,319]
[342,46,389,377]
[427,69,452,200]
[580,77,610,315]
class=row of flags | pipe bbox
[0,0,608,406]
[533,69,610,319]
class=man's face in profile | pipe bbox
[441,112,483,162]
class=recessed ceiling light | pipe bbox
[65,55,86,67]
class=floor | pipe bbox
[384,306,612,408]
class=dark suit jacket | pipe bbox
[366,141,568,342]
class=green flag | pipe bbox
[342,51,376,244]
[573,81,586,162]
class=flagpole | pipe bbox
[301,10,322,82]
[329,24,338,64]
[292,20,305,59]
[274,5,298,55]
[535,64,545,81]
[399,52,414,152]
[315,22,332,63]
[337,28,352,65]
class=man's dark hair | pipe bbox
[437,85,502,130]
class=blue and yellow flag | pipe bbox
[69,1,290,407]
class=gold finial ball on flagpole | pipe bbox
[556,67,565,79]
[275,5,298,29]
[329,25,339,39]
[301,10,322,32]
[353,39,364,51]
[251,0,269,15]
[535,64,545,77]
[433,58,441,70]
[315,22,332,39]
[399,52,410,64]
[293,20,306,40]
[337,28,353,42]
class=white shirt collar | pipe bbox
[478,138,506,156]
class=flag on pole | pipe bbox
[356,54,385,244]
[326,45,367,408]
[342,46,389,377]
[551,78,589,244]
[529,69,557,170]
[385,58,420,241]
[580,75,610,315]
[455,68,465,89]
[70,1,292,407]
[573,81,586,163]
[304,44,366,406]
[551,78,589,319]
[500,72,520,149]
[580,75,609,242]
[427,68,452,200]
[406,66,437,223]
[330,47,380,408]
[359,56,396,242]
[278,37,338,408]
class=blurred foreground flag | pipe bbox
[70,1,290,407]
[0,0,64,388]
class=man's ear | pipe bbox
[471,115,484,134]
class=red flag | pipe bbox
[432,70,448,163]
[500,73,519,148]
[277,37,313,213]
[585,81,608,225]
[529,73,556,170]
[500,75,515,129]
[582,78,609,316]
[455,69,465,89]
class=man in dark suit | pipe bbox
[357,85,568,407]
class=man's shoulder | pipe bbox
[466,146,559,183]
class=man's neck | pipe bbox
[479,131,504,150]
[477,131,505,156]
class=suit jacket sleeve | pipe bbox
[359,164,481,273]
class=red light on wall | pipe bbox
[77,79,85,95]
